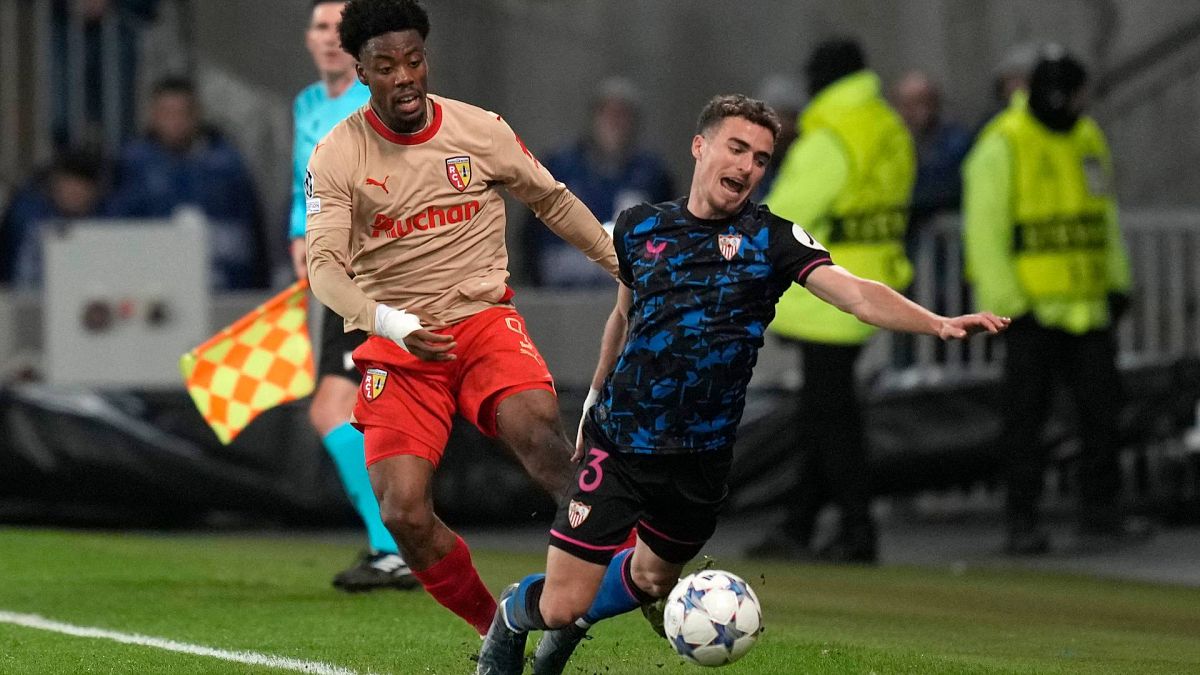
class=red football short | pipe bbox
[351,307,555,467]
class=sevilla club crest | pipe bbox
[717,233,743,260]
[363,368,388,401]
[445,155,472,192]
[567,500,592,528]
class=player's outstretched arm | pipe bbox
[805,264,1009,340]
[574,283,632,460]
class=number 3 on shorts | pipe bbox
[578,448,608,492]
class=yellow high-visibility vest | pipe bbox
[1002,107,1114,301]
[769,71,915,344]
[963,93,1130,334]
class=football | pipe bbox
[662,570,762,667]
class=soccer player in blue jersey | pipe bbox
[291,0,416,592]
[476,94,1008,674]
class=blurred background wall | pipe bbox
[4,0,1199,275]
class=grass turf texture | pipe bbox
[1,528,1198,674]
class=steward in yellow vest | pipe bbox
[962,48,1143,556]
[963,92,1131,334]
[749,39,915,564]
[765,69,915,344]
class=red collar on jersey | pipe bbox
[366,99,443,145]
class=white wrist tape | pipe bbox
[582,388,601,414]
[374,304,423,351]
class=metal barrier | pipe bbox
[874,210,1200,387]
[0,209,1196,389]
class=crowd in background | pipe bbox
[0,14,1017,296]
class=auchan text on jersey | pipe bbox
[371,200,481,239]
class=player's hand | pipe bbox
[403,329,457,362]
[290,238,308,280]
[936,312,1010,340]
[375,304,456,360]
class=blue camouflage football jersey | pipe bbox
[588,197,833,454]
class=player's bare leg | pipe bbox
[368,454,456,568]
[494,389,575,499]
[311,376,416,591]
[368,451,495,635]
[526,537,685,675]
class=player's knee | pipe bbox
[307,401,345,438]
[538,593,588,630]
[377,496,434,544]
[631,566,677,599]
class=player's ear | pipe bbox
[691,134,704,161]
[355,62,368,85]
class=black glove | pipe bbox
[1107,292,1131,323]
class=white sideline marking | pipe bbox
[0,610,372,675]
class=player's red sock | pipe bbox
[411,535,497,636]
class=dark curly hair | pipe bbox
[695,94,781,141]
[338,0,430,59]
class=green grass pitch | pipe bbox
[1,527,1198,674]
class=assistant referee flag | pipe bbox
[180,280,316,444]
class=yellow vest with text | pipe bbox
[770,72,916,344]
[999,106,1115,306]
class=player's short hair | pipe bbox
[338,0,430,60]
[695,94,781,142]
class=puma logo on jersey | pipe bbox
[645,240,667,259]
[365,175,390,194]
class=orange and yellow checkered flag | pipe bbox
[180,280,316,444]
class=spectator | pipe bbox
[51,0,162,148]
[746,38,916,564]
[0,149,111,287]
[963,47,1145,555]
[752,73,804,201]
[521,76,674,287]
[976,42,1039,133]
[892,71,972,226]
[109,77,268,290]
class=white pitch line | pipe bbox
[0,610,374,675]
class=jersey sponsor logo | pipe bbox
[306,198,321,214]
[567,500,591,528]
[792,224,828,251]
[445,155,472,192]
[717,233,743,260]
[363,368,387,401]
[644,239,667,259]
[365,175,391,194]
[370,200,481,239]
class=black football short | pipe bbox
[549,422,732,566]
[317,304,368,382]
